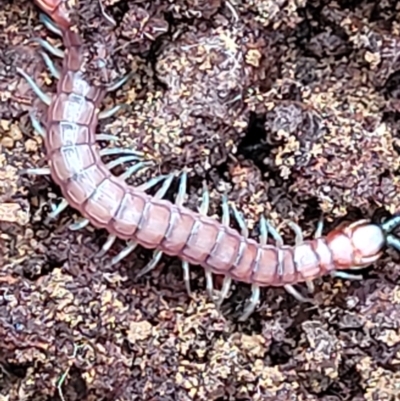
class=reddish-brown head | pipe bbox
[34,0,71,29]
[326,219,386,270]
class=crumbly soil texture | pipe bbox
[2,0,400,400]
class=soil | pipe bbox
[1,0,400,400]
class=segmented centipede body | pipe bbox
[18,0,400,320]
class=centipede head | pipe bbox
[326,219,387,270]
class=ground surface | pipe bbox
[1,0,400,400]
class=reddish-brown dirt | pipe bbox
[1,0,400,400]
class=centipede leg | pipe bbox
[314,217,324,238]
[69,218,90,231]
[74,157,150,256]
[287,220,303,244]
[111,174,175,266]
[39,13,63,36]
[16,67,52,106]
[29,114,117,144]
[214,195,235,306]
[96,133,119,142]
[197,184,215,300]
[39,51,61,79]
[238,216,268,320]
[99,147,144,158]
[46,198,69,222]
[284,283,312,303]
[111,241,138,265]
[29,113,46,137]
[20,167,51,176]
[268,220,313,302]
[265,220,284,247]
[330,271,363,280]
[237,214,270,321]
[136,173,178,277]
[239,285,260,322]
[259,216,268,245]
[319,218,363,281]
[97,234,117,257]
[287,221,315,293]
[219,198,251,308]
[70,155,148,232]
[46,156,137,225]
[172,169,193,295]
[98,104,128,120]
[106,72,135,93]
[32,38,64,58]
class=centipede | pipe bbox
[17,0,400,320]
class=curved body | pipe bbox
[35,24,387,286]
[23,0,400,319]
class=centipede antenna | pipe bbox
[32,38,65,58]
[382,216,400,233]
[386,234,400,251]
[39,51,61,79]
[16,67,52,106]
[39,13,63,36]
